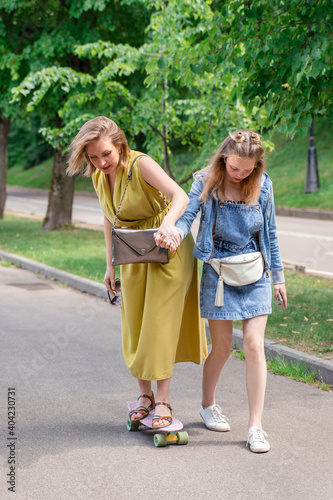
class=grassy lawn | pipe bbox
[7,157,95,192]
[197,260,332,360]
[1,214,332,361]
[265,118,333,211]
[0,214,110,283]
[266,271,333,359]
[232,269,333,359]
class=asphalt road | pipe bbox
[0,264,332,500]
[5,185,333,276]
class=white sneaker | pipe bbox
[246,426,270,453]
[200,404,231,432]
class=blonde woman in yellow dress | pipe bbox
[68,116,207,428]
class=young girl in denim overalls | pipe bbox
[159,130,287,452]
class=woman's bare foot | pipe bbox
[130,393,154,421]
[152,402,172,428]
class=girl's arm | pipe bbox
[268,182,287,309]
[174,177,204,240]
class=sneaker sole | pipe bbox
[249,445,270,453]
[200,414,231,432]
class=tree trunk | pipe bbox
[0,115,11,219]
[161,76,174,180]
[161,115,174,180]
[42,146,75,231]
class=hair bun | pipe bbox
[229,131,245,143]
[250,132,261,144]
[229,130,261,145]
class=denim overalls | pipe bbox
[200,201,272,320]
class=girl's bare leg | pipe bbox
[242,315,268,429]
[202,319,233,408]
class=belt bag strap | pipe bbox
[208,252,264,307]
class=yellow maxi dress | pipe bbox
[92,150,207,381]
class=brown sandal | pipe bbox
[152,402,173,428]
[129,393,155,420]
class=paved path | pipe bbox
[5,185,333,276]
[0,265,332,500]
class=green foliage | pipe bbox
[4,0,149,127]
[12,67,94,111]
[7,0,332,183]
[11,0,260,181]
[8,114,52,170]
[171,0,332,138]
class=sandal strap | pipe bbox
[152,415,173,426]
[155,401,172,414]
[129,406,149,418]
[137,393,155,408]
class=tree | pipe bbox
[169,0,332,138]
[0,0,44,218]
[10,0,149,229]
[13,0,259,189]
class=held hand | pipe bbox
[154,224,181,254]
[103,266,120,296]
[274,283,287,310]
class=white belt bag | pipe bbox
[208,251,264,307]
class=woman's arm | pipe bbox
[138,155,189,251]
[103,215,120,296]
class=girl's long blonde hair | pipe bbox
[199,130,266,204]
[67,116,130,177]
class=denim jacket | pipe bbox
[176,172,285,285]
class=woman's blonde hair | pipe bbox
[67,116,130,177]
[199,130,265,204]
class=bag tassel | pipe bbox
[215,263,224,307]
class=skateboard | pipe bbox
[127,401,189,447]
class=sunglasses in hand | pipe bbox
[107,279,121,306]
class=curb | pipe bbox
[276,206,333,220]
[282,260,333,280]
[0,250,108,300]
[231,328,333,385]
[1,250,332,386]
[204,324,333,386]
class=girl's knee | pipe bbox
[211,345,231,363]
[243,338,265,361]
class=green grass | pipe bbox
[197,260,333,359]
[265,118,333,210]
[7,157,54,190]
[7,118,333,209]
[232,270,333,359]
[232,348,331,391]
[0,214,112,283]
[7,157,95,192]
